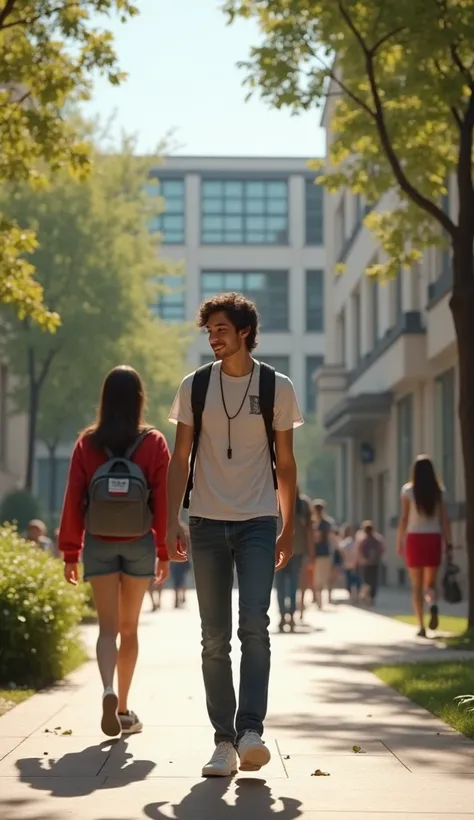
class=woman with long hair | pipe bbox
[58,366,171,736]
[397,454,452,637]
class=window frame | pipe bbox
[305,269,324,332]
[305,178,324,245]
[200,269,289,332]
[200,178,289,246]
[149,177,186,245]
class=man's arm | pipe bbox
[166,422,194,553]
[274,428,297,537]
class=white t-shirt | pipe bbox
[168,360,303,521]
[401,483,445,534]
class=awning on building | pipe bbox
[323,392,393,444]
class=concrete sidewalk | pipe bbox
[1,591,474,820]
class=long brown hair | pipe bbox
[83,365,148,455]
[410,454,442,517]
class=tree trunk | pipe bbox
[47,441,58,520]
[450,251,474,630]
[25,348,39,493]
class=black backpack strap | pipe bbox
[183,364,213,510]
[124,427,155,460]
[258,362,277,491]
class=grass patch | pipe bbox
[393,614,468,634]
[375,660,474,739]
[0,688,35,717]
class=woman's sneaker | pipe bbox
[101,687,121,737]
[429,604,439,631]
[202,742,238,777]
[119,710,143,735]
[237,730,271,771]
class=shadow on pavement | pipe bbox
[14,738,156,798]
[144,777,303,820]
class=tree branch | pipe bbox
[0,0,17,28]
[309,48,376,119]
[370,27,408,56]
[338,0,457,238]
[0,2,80,31]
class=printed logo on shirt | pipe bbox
[108,478,130,495]
[249,395,261,415]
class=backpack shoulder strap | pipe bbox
[183,364,213,509]
[258,362,277,491]
[124,427,155,460]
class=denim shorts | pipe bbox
[82,531,156,581]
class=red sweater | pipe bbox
[58,430,170,565]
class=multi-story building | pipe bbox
[316,102,464,586]
[149,156,325,413]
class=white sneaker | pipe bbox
[237,730,271,771]
[101,687,121,737]
[202,742,238,777]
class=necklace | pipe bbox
[219,361,255,459]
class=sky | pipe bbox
[84,0,325,158]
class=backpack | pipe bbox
[85,428,154,538]
[183,361,277,510]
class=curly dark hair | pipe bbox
[197,291,259,351]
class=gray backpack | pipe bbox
[85,428,154,538]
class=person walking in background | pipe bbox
[26,519,54,555]
[329,525,343,600]
[312,500,333,609]
[59,366,171,737]
[339,524,361,602]
[275,487,312,632]
[166,292,302,777]
[397,454,452,637]
[357,521,384,606]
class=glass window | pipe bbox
[306,270,324,332]
[256,356,290,376]
[371,278,379,347]
[151,274,185,323]
[306,355,324,414]
[434,368,455,499]
[200,270,289,331]
[148,178,185,244]
[305,178,324,245]
[36,457,71,516]
[397,395,413,491]
[201,179,288,244]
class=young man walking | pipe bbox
[166,292,302,777]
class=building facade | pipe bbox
[0,361,27,501]
[316,103,464,586]
[149,156,325,413]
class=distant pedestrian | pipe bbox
[312,499,333,609]
[339,524,361,602]
[357,521,384,606]
[26,519,54,555]
[59,365,171,737]
[275,487,312,632]
[397,454,452,637]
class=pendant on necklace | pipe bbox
[227,448,232,459]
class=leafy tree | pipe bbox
[1,136,186,491]
[0,0,139,327]
[294,415,336,513]
[226,0,474,625]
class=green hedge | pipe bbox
[0,526,87,687]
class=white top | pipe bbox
[401,483,445,534]
[169,360,303,520]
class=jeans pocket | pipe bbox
[189,516,204,530]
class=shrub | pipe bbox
[0,489,42,533]
[0,526,87,687]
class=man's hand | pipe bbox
[154,560,170,586]
[64,563,78,585]
[165,522,189,562]
[275,529,293,571]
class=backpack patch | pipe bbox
[249,395,261,415]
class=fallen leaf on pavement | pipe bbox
[311,769,330,776]
[61,729,72,736]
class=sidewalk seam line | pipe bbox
[381,740,412,772]
[274,738,289,778]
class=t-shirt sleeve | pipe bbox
[168,374,193,427]
[401,483,412,500]
[273,374,304,432]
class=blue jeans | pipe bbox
[274,554,303,617]
[189,515,277,745]
[344,568,361,593]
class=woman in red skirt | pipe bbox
[397,455,452,637]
